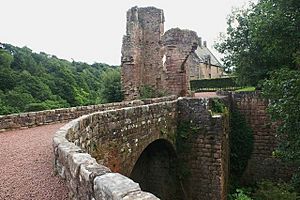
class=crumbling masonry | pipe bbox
[121,6,220,100]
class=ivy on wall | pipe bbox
[229,110,254,183]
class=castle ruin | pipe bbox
[121,6,223,100]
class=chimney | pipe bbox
[198,37,202,47]
[203,41,207,47]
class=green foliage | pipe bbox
[25,103,51,112]
[211,98,226,114]
[0,43,118,115]
[0,48,13,67]
[262,69,300,165]
[291,169,300,193]
[175,121,200,179]
[235,87,256,92]
[229,188,253,200]
[139,85,167,99]
[216,0,300,85]
[190,77,239,91]
[100,68,124,103]
[253,180,299,200]
[230,111,254,179]
[230,180,299,200]
[262,68,300,192]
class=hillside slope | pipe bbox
[0,43,121,115]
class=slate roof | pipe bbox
[194,45,222,67]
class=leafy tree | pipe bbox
[0,48,13,67]
[215,0,300,85]
[16,71,52,101]
[100,68,124,103]
[4,88,35,112]
[262,69,300,164]
[216,0,300,194]
[0,43,119,114]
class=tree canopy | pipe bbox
[217,0,300,190]
[0,43,123,115]
[216,0,300,86]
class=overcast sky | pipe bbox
[0,0,253,65]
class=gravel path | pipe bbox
[194,92,220,98]
[0,123,68,200]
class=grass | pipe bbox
[235,87,256,92]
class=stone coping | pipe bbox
[52,99,181,199]
[0,95,177,132]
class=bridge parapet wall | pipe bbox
[53,97,178,200]
[177,98,229,200]
[53,96,229,200]
[66,100,178,176]
[0,95,176,132]
[53,120,159,200]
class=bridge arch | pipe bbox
[53,96,229,200]
[130,139,183,200]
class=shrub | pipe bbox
[210,98,226,114]
[25,103,50,112]
[253,180,298,200]
[139,85,166,99]
[229,188,253,200]
[190,77,240,91]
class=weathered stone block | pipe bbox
[94,173,141,200]
[123,191,159,200]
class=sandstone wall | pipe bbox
[0,96,176,132]
[121,7,165,100]
[177,98,229,200]
[121,6,224,100]
[53,120,159,200]
[121,7,200,100]
[231,92,295,184]
[66,100,178,176]
[162,28,198,96]
[53,96,179,200]
[53,96,229,200]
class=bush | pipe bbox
[262,68,300,165]
[25,103,50,112]
[210,98,226,114]
[229,188,253,200]
[139,85,166,99]
[190,77,240,91]
[253,180,298,200]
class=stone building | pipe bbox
[121,6,223,100]
[189,40,224,80]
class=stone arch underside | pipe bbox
[129,139,184,200]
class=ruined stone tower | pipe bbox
[162,28,199,97]
[121,7,165,100]
[121,6,220,100]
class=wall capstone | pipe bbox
[53,95,229,200]
[53,115,160,200]
[0,95,176,132]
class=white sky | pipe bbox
[0,0,253,65]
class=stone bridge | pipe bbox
[1,92,292,200]
[53,95,229,200]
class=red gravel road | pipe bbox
[0,123,68,200]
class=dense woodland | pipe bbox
[0,43,123,115]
